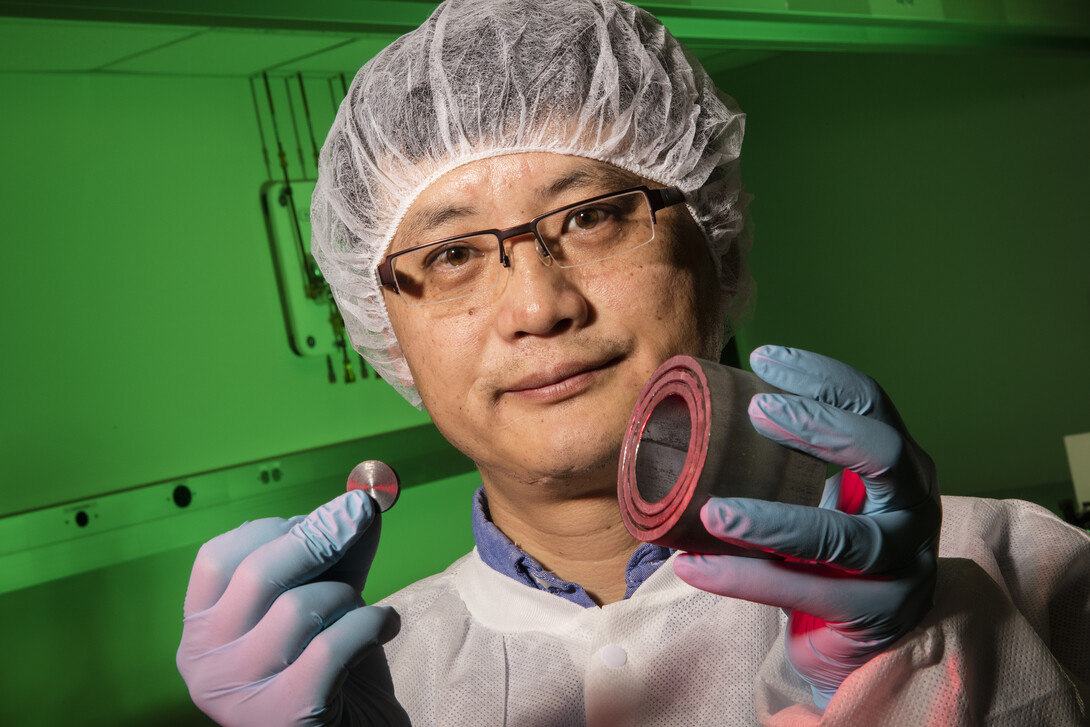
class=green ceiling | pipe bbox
[0,1,1086,77]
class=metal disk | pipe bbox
[346,460,401,512]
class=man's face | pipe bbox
[384,152,720,494]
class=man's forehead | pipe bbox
[391,156,645,250]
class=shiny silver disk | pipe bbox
[346,460,401,512]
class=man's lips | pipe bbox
[502,356,622,397]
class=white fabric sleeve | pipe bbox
[753,496,1090,726]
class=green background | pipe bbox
[1,2,1087,724]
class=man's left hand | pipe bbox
[673,345,941,710]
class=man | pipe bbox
[177,1,1090,724]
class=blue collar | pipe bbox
[470,486,673,608]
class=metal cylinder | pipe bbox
[617,355,825,556]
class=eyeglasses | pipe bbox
[377,185,687,306]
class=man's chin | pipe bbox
[487,442,623,491]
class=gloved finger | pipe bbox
[749,345,900,429]
[229,580,366,679]
[673,551,923,626]
[701,494,938,575]
[210,490,379,642]
[749,393,925,509]
[699,497,883,573]
[283,604,401,706]
[318,508,383,594]
[184,515,306,618]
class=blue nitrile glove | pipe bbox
[176,489,409,726]
[674,345,941,710]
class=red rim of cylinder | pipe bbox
[618,355,712,542]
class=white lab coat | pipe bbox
[378,497,1090,725]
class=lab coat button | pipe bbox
[599,644,627,668]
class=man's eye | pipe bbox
[441,246,471,266]
[564,207,606,232]
[425,244,475,269]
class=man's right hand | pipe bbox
[176,489,409,726]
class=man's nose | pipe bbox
[493,232,589,339]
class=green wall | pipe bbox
[723,50,1090,504]
[0,41,1087,727]
[0,71,431,518]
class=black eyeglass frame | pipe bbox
[376,185,687,295]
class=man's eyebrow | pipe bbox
[394,203,477,251]
[540,166,642,201]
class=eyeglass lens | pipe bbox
[391,190,656,305]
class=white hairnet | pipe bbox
[311,0,753,409]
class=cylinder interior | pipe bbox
[633,394,692,504]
